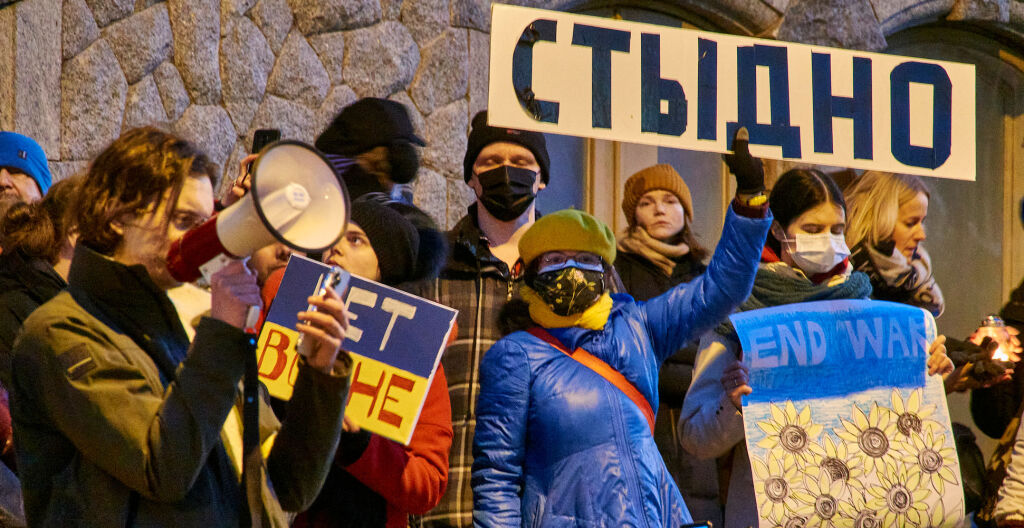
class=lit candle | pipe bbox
[977,315,1011,362]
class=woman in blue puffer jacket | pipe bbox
[471,131,772,527]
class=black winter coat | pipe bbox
[0,250,65,389]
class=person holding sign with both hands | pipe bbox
[471,129,771,527]
[677,166,954,528]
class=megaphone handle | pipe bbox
[244,305,261,332]
[199,253,236,283]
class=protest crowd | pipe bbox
[0,4,1022,528]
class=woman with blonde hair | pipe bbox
[844,170,943,316]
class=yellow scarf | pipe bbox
[521,286,613,330]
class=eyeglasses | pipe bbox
[537,252,603,268]
[169,211,209,232]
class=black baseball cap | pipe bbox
[315,98,426,156]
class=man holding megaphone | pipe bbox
[8,127,352,527]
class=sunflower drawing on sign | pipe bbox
[835,402,900,476]
[732,300,964,527]
[747,394,960,528]
[864,461,931,526]
[789,468,846,527]
[899,429,958,494]
[756,401,823,470]
[752,450,799,523]
[837,489,882,527]
[812,435,865,492]
[889,388,941,442]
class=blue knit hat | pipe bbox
[0,132,51,195]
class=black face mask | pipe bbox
[476,165,538,222]
[388,141,419,184]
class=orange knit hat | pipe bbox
[621,164,693,227]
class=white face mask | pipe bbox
[781,232,850,275]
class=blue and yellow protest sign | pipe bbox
[256,255,457,445]
[488,5,976,180]
[731,300,963,527]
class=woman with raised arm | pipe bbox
[471,130,772,527]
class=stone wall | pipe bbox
[0,0,1020,227]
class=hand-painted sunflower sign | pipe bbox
[731,299,963,527]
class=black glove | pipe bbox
[946,336,993,366]
[723,127,765,195]
[947,336,1011,384]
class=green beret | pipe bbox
[519,209,616,267]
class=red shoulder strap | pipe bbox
[527,327,655,434]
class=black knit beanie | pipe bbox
[463,111,550,184]
[387,202,449,282]
[349,199,420,285]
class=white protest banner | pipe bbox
[731,300,963,527]
[488,5,976,180]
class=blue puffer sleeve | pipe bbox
[472,337,531,528]
[642,205,771,362]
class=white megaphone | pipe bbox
[166,140,349,284]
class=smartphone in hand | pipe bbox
[248,128,281,173]
[295,266,347,353]
[307,267,346,315]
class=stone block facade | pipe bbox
[0,0,1019,227]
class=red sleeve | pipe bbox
[256,267,285,331]
[343,365,453,514]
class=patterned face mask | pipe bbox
[531,260,606,316]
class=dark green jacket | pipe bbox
[10,246,349,527]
